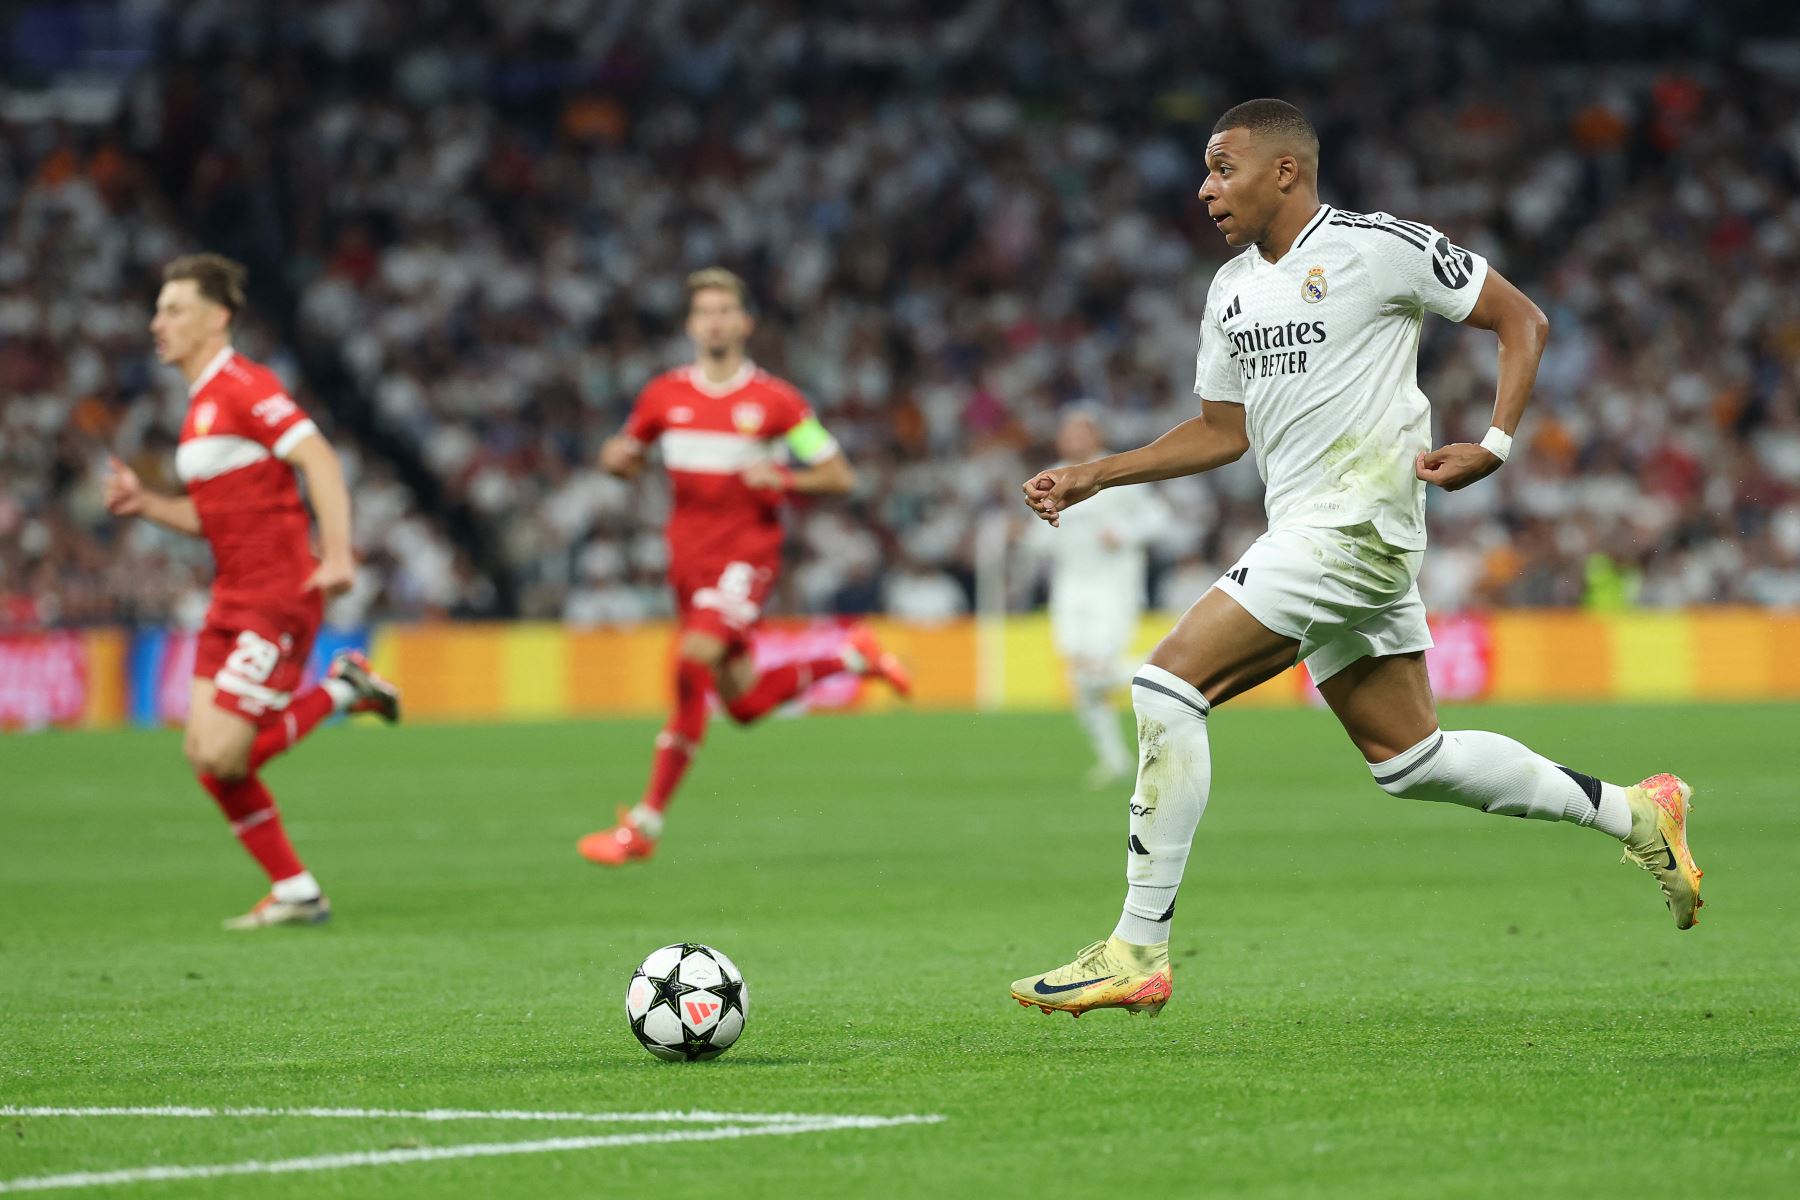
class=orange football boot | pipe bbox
[578,808,657,867]
[845,624,912,698]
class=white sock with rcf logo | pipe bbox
[1113,665,1213,947]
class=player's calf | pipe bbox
[1369,728,1633,836]
[1370,730,1703,929]
[677,630,733,671]
[183,684,262,780]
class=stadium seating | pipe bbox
[6,1,1797,627]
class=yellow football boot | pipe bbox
[1621,773,1703,930]
[1010,936,1172,1018]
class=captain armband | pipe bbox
[784,417,838,465]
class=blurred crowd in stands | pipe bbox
[5,0,1798,630]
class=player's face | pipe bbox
[1056,416,1103,461]
[1199,128,1281,248]
[150,280,225,365]
[686,288,752,358]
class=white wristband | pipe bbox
[1479,426,1513,463]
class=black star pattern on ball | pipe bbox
[713,973,745,1017]
[644,963,697,1016]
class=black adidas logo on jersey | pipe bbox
[1220,295,1242,323]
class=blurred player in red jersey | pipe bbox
[580,268,911,866]
[103,254,401,929]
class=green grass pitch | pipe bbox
[3,704,1798,1197]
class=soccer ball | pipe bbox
[624,942,749,1061]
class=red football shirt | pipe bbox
[175,347,320,610]
[625,363,835,574]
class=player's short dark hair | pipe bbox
[1211,99,1319,161]
[163,253,248,317]
[686,267,751,312]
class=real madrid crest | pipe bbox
[194,401,217,435]
[731,402,765,435]
[1302,265,1327,304]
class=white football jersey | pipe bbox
[1192,205,1489,551]
[1034,479,1171,611]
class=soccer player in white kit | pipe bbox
[1010,100,1704,1019]
[1035,410,1171,785]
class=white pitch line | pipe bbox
[0,1105,859,1126]
[0,1115,944,1194]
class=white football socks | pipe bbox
[322,678,357,713]
[271,870,321,903]
[1073,675,1132,778]
[1369,729,1632,839]
[1112,664,1212,946]
[628,803,665,839]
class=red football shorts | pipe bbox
[671,560,775,652]
[193,594,324,722]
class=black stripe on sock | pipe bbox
[1128,834,1150,855]
[1557,765,1604,809]
[1371,733,1444,786]
[1131,675,1209,718]
[1157,897,1177,922]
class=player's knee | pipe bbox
[1369,730,1447,800]
[188,738,249,782]
[202,754,249,782]
[1129,663,1210,727]
[677,632,727,668]
[1373,771,1420,800]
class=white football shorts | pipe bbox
[1211,522,1432,684]
[1050,590,1140,667]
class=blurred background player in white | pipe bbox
[1011,100,1705,1018]
[103,255,400,930]
[1033,409,1170,786]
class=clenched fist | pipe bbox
[1415,443,1502,492]
[1021,464,1102,527]
[304,554,357,598]
[103,455,147,517]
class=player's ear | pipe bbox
[1275,154,1298,193]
